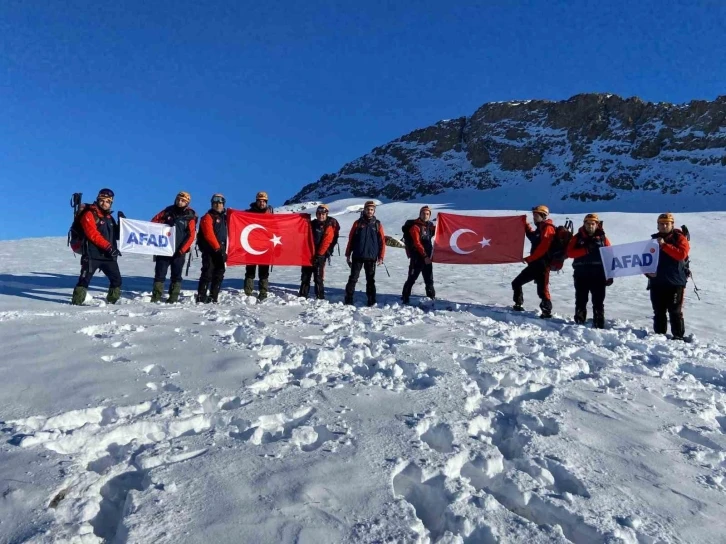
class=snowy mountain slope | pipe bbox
[1,202,726,543]
[286,94,726,212]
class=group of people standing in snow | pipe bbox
[70,188,691,341]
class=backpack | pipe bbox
[547,218,574,272]
[325,216,341,257]
[401,219,417,256]
[68,204,98,255]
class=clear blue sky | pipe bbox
[1,0,723,240]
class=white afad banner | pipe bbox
[119,218,175,257]
[599,239,660,280]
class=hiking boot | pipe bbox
[298,284,310,299]
[366,296,376,307]
[512,304,524,312]
[150,281,164,303]
[106,287,121,304]
[344,296,354,306]
[167,282,182,304]
[71,286,87,306]
[257,279,269,301]
[574,309,587,324]
[196,293,209,304]
[401,296,410,305]
[243,277,254,296]
[593,312,605,329]
[539,311,553,319]
[196,281,209,304]
[209,281,222,303]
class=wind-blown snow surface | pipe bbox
[1,200,726,543]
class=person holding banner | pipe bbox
[244,191,274,300]
[648,213,690,340]
[344,201,386,306]
[71,188,123,305]
[401,205,436,304]
[149,191,197,303]
[566,214,612,328]
[196,193,228,304]
[512,205,555,318]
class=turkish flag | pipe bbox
[227,210,315,266]
[432,212,526,264]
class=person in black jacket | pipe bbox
[344,201,386,306]
[196,193,228,303]
[71,188,123,305]
[244,191,274,300]
[565,213,612,328]
[647,212,691,340]
[150,191,197,303]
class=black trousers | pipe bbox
[76,255,122,289]
[345,259,376,303]
[245,265,270,280]
[512,260,552,312]
[299,260,326,299]
[650,284,685,338]
[402,255,435,300]
[155,254,186,283]
[574,274,606,323]
[198,252,226,295]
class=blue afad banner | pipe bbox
[119,218,176,256]
[599,239,660,280]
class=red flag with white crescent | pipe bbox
[432,212,526,264]
[227,210,314,266]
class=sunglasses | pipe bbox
[212,197,226,204]
[316,209,328,214]
[97,197,113,204]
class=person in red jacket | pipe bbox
[401,205,436,304]
[512,205,556,317]
[196,193,228,304]
[647,212,691,340]
[71,188,123,305]
[344,201,386,306]
[149,191,197,303]
[298,204,336,300]
[565,213,612,328]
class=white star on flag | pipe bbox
[270,234,282,247]
[479,237,491,248]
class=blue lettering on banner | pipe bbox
[611,254,653,271]
[126,231,170,247]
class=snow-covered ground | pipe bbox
[1,200,725,543]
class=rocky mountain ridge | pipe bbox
[286,93,726,211]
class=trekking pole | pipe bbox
[185,251,192,277]
[690,274,701,301]
[381,261,391,277]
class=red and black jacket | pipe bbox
[408,219,435,259]
[80,204,117,261]
[346,216,386,261]
[198,209,227,254]
[651,229,690,287]
[151,205,197,254]
[310,218,336,257]
[524,219,555,264]
[566,227,611,279]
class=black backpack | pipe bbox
[401,219,417,255]
[68,203,99,255]
[325,216,341,257]
[547,218,574,272]
[680,225,692,280]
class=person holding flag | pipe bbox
[565,213,612,328]
[344,201,385,306]
[244,191,274,300]
[71,188,123,305]
[512,205,555,318]
[647,212,690,340]
[149,191,197,303]
[401,205,436,304]
[196,193,228,304]
[298,204,336,300]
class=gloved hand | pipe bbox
[223,253,228,263]
[346,255,352,267]
[117,211,126,219]
[314,255,326,267]
[107,248,122,258]
[605,278,614,286]
[173,250,184,259]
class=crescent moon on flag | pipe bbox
[241,224,268,255]
[450,228,476,255]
